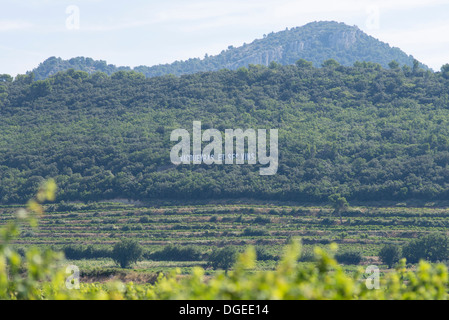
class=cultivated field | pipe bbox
[2,201,449,281]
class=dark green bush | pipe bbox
[111,239,144,268]
[335,250,362,265]
[147,245,203,261]
[242,228,270,237]
[253,216,271,224]
[378,244,402,268]
[62,244,112,260]
[255,246,279,261]
[207,246,238,271]
[299,248,315,262]
[139,216,150,223]
[402,233,449,263]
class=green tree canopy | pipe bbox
[112,239,144,268]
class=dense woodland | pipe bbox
[1,59,449,204]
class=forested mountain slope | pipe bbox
[1,60,449,204]
[30,21,425,80]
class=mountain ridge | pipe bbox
[29,21,427,80]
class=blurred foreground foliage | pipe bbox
[1,180,449,300]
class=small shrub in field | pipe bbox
[242,228,269,237]
[132,224,144,231]
[402,233,449,263]
[335,250,362,265]
[338,232,348,239]
[148,245,202,261]
[299,248,315,262]
[62,244,111,260]
[253,216,271,224]
[139,216,150,223]
[379,244,402,268]
[111,239,144,268]
[255,246,278,261]
[208,246,238,271]
[321,217,335,225]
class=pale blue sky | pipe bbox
[1,0,449,76]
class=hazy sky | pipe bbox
[1,0,449,76]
